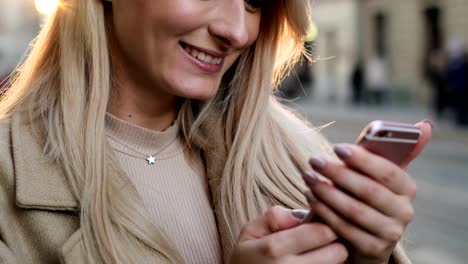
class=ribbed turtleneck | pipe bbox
[105,113,222,264]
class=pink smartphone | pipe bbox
[355,120,422,166]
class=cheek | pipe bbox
[140,0,212,33]
[248,14,262,43]
[111,0,209,45]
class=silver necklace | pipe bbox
[107,134,179,165]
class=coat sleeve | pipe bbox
[0,239,17,264]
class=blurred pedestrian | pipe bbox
[300,40,315,88]
[365,55,389,106]
[350,60,364,105]
[277,41,315,99]
[426,49,449,119]
[447,39,468,126]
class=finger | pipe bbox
[294,242,349,264]
[239,206,302,242]
[313,146,417,198]
[303,166,415,223]
[400,120,433,169]
[255,223,338,256]
[306,196,392,259]
[306,177,405,243]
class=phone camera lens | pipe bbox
[377,131,393,138]
[377,131,386,137]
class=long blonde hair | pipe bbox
[0,0,333,262]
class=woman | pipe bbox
[0,0,431,263]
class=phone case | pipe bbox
[356,121,421,166]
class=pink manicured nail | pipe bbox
[334,144,352,160]
[302,172,318,185]
[309,157,326,169]
[422,119,434,130]
[305,191,317,204]
[292,209,309,219]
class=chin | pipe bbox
[178,88,218,101]
[171,77,221,100]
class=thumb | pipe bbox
[238,206,302,242]
[401,119,433,169]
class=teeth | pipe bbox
[198,53,206,61]
[183,44,222,65]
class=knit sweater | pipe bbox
[105,114,223,264]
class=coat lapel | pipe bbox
[10,114,85,262]
[11,113,79,211]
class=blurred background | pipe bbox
[0,0,467,263]
[281,1,468,263]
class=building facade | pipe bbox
[359,0,468,104]
[311,0,468,105]
[310,0,360,103]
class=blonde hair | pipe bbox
[0,0,333,262]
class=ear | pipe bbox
[401,120,433,169]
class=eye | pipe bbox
[244,0,264,12]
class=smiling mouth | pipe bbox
[180,43,223,65]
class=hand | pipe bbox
[229,206,348,264]
[302,121,432,264]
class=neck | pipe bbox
[108,81,180,132]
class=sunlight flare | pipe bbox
[35,0,59,16]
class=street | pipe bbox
[290,98,468,264]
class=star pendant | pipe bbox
[147,155,156,165]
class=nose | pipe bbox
[208,0,251,49]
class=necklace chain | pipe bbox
[110,146,185,163]
[106,133,179,165]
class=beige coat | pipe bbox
[0,113,412,263]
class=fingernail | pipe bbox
[292,209,309,219]
[422,119,434,130]
[309,157,326,170]
[305,191,317,204]
[334,144,352,160]
[302,171,318,185]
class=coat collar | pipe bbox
[11,113,79,211]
